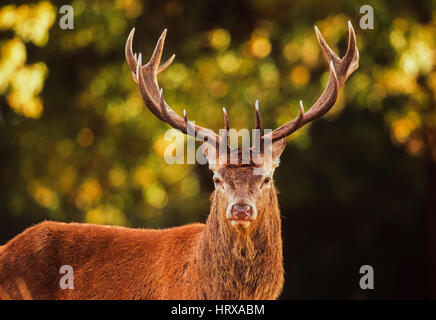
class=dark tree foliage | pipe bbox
[0,0,435,298]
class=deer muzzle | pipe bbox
[226,199,257,228]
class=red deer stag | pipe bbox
[0,22,358,300]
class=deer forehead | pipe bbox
[215,166,269,185]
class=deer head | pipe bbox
[125,22,359,234]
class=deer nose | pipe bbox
[231,204,253,220]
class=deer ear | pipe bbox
[271,138,287,167]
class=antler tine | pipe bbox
[254,100,261,130]
[314,25,340,62]
[183,109,188,123]
[146,29,167,71]
[182,109,198,137]
[220,107,231,151]
[343,21,359,80]
[222,107,229,132]
[182,108,197,137]
[262,22,358,143]
[158,54,176,74]
[125,28,139,82]
[136,53,142,81]
[252,100,263,151]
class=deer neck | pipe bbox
[194,191,284,299]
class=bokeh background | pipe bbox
[0,0,435,299]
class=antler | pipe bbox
[126,22,359,154]
[125,28,222,146]
[261,21,359,143]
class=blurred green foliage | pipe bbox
[0,0,435,298]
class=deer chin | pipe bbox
[229,219,251,228]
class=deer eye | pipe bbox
[262,177,272,185]
[213,178,222,186]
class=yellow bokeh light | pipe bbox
[75,178,102,210]
[3,61,47,118]
[179,175,200,197]
[0,2,56,46]
[209,80,229,98]
[391,114,421,144]
[407,136,424,156]
[115,0,143,19]
[7,94,43,118]
[217,52,241,74]
[109,167,127,188]
[390,30,406,50]
[160,63,189,89]
[0,5,17,29]
[401,53,419,76]
[124,94,143,118]
[260,62,279,87]
[11,62,47,95]
[86,205,126,226]
[283,43,298,62]
[301,38,319,67]
[34,186,55,208]
[249,36,271,58]
[0,38,26,92]
[134,166,155,188]
[56,139,75,159]
[144,184,168,208]
[27,180,57,209]
[0,37,49,118]
[382,70,416,94]
[289,65,310,86]
[161,165,189,185]
[77,128,95,147]
[0,2,55,119]
[154,137,168,157]
[57,166,77,194]
[393,18,409,32]
[209,28,231,50]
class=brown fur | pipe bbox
[0,142,286,300]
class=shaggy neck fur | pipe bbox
[194,188,284,299]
